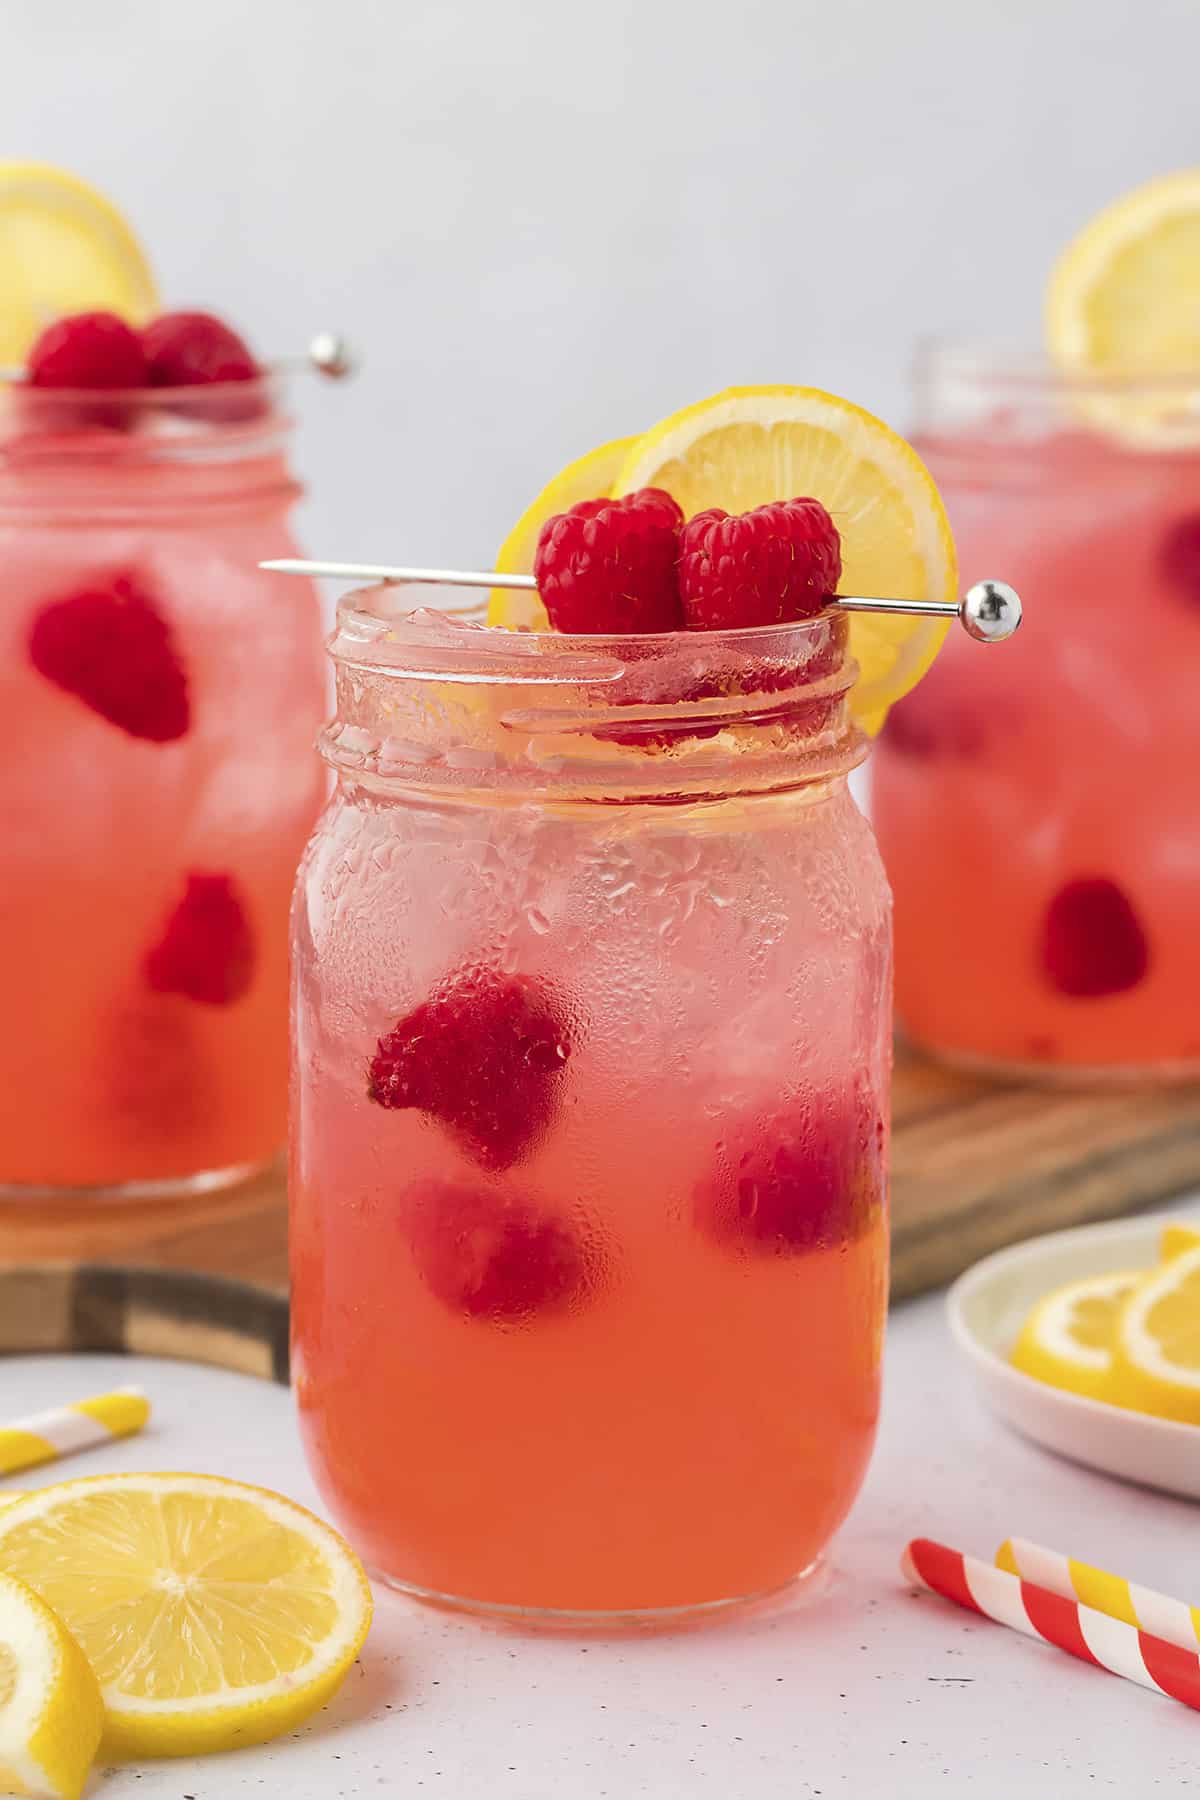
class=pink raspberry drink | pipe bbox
[292,592,892,1619]
[872,343,1200,1079]
[0,316,325,1196]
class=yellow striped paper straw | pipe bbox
[997,1537,1200,1654]
[0,1389,149,1478]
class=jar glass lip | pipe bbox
[0,374,294,471]
[329,584,846,684]
[915,336,1200,396]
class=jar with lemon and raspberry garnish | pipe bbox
[874,171,1200,1083]
[0,164,336,1201]
[290,383,1002,1622]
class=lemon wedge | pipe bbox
[488,434,639,629]
[1009,1270,1142,1401]
[1113,1246,1200,1424]
[0,1568,103,1799]
[0,163,158,366]
[611,385,957,730]
[0,1473,371,1760]
[1160,1222,1200,1261]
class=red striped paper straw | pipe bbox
[902,1538,1200,1713]
[996,1537,1200,1654]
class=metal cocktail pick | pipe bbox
[0,331,358,385]
[259,558,1023,644]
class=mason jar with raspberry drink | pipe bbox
[0,169,342,1198]
[874,172,1200,1081]
[290,384,1019,1620]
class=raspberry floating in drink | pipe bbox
[698,1086,885,1256]
[1160,512,1200,610]
[400,1180,590,1323]
[28,572,190,742]
[368,967,571,1171]
[145,873,257,1006]
[1040,877,1150,999]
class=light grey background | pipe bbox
[13,0,1200,563]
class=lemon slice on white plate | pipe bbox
[611,385,958,731]
[0,162,158,365]
[1113,1245,1200,1424]
[1009,1268,1142,1402]
[0,1568,103,1799]
[0,1472,372,1759]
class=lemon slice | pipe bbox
[1161,1221,1200,1261]
[1046,170,1200,446]
[0,162,158,366]
[1009,1270,1143,1401]
[0,1473,372,1759]
[611,385,957,729]
[0,1568,103,1799]
[1113,1247,1200,1424]
[488,434,638,629]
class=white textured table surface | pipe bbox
[2,1239,1198,1798]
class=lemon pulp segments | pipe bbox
[1113,1246,1200,1424]
[1009,1270,1142,1402]
[0,1568,103,1800]
[0,1473,372,1759]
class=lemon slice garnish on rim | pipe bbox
[488,433,639,629]
[0,1568,104,1799]
[1113,1246,1200,1424]
[1046,169,1200,446]
[0,162,158,366]
[0,1472,372,1760]
[611,385,957,731]
[1009,1269,1142,1403]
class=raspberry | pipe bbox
[1160,513,1200,608]
[144,874,257,1006]
[697,1084,884,1255]
[26,310,147,430]
[533,488,684,633]
[27,311,147,390]
[28,573,190,742]
[142,311,259,386]
[401,1180,587,1322]
[1039,877,1149,998]
[678,498,841,630]
[141,312,264,424]
[368,968,571,1170]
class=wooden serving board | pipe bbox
[1,1046,1199,1311]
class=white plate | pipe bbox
[947,1214,1200,1501]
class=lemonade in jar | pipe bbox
[0,166,332,1197]
[290,386,1017,1619]
[874,172,1200,1081]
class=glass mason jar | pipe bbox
[0,381,326,1197]
[291,588,891,1622]
[873,344,1200,1082]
